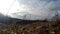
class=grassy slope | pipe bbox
[0,21,60,34]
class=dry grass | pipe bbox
[0,20,60,34]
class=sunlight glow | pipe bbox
[0,0,15,16]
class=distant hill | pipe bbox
[0,13,11,24]
[0,13,59,24]
[0,13,35,24]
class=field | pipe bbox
[0,20,60,34]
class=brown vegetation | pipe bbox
[0,20,60,34]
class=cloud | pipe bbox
[1,0,60,20]
[8,0,60,20]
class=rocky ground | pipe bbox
[0,21,60,34]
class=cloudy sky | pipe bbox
[0,0,60,20]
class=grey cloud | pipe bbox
[9,0,60,21]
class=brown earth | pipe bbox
[0,21,60,34]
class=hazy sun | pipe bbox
[0,0,18,16]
